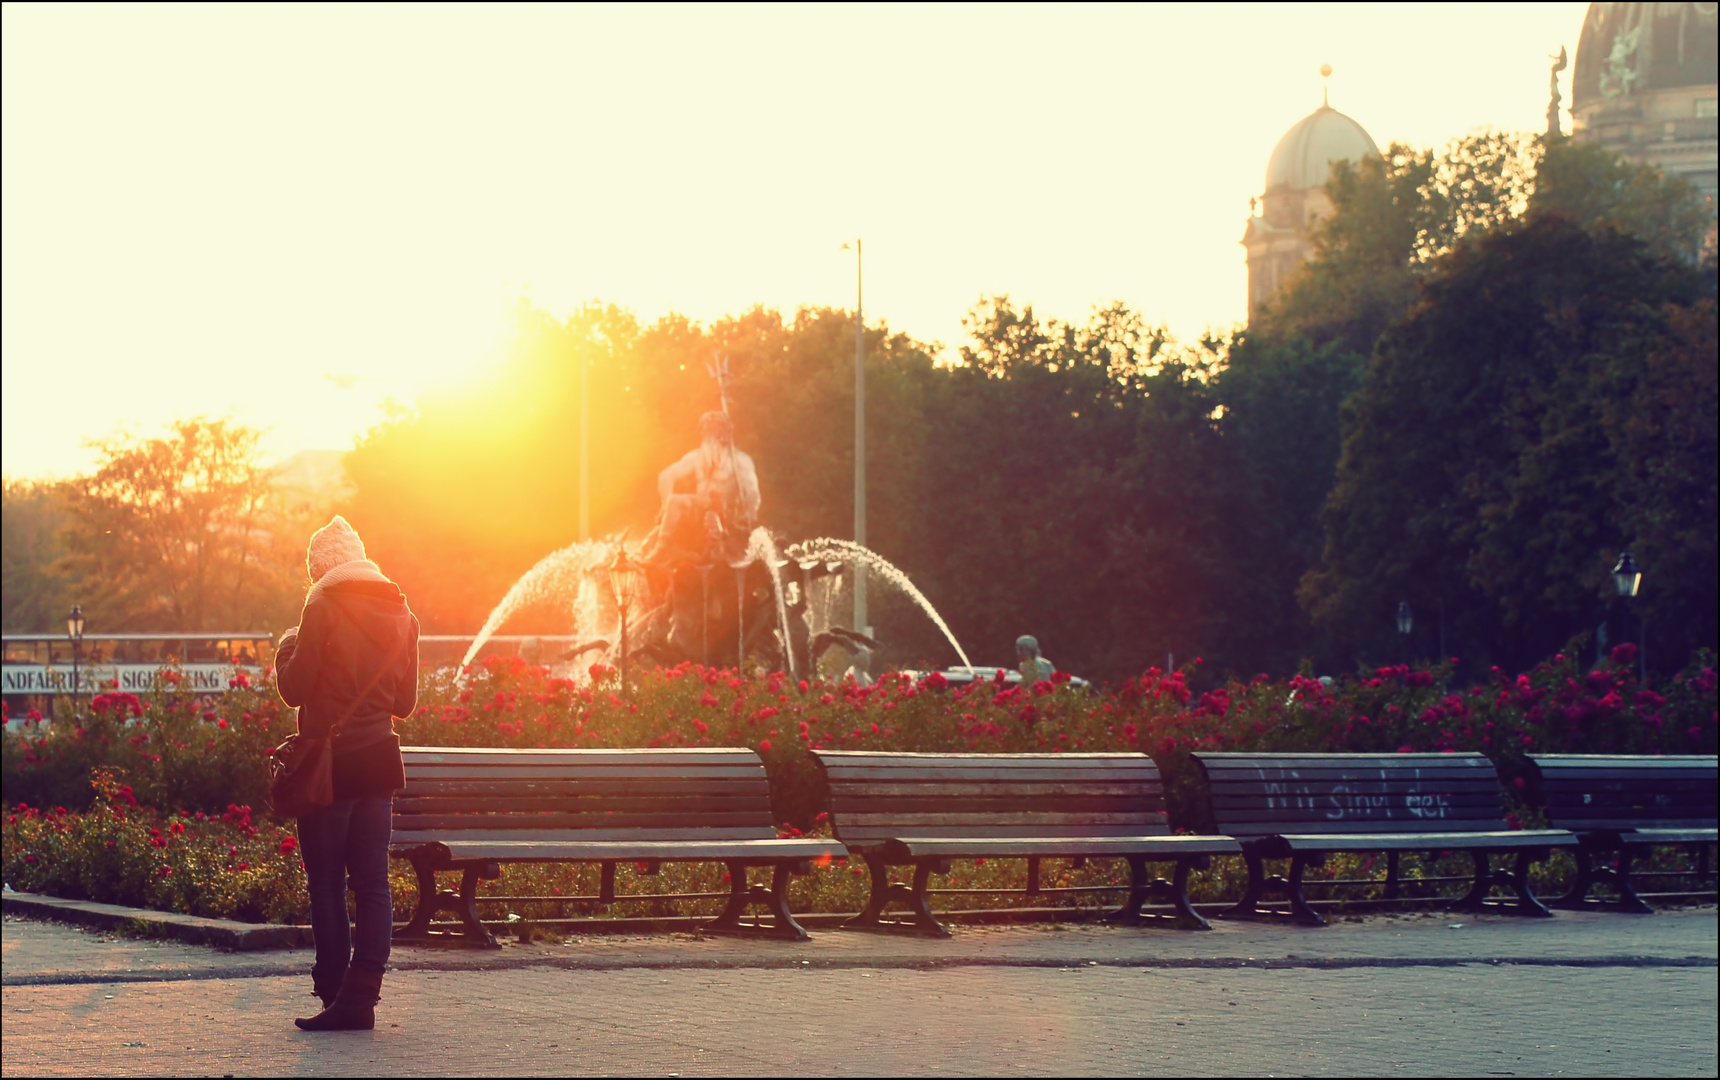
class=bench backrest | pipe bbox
[394,746,779,848]
[813,751,1172,842]
[1193,752,1509,838]
[1528,754,1718,832]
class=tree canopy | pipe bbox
[10,132,1713,684]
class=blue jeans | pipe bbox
[298,795,393,988]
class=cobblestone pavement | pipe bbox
[4,910,1715,1077]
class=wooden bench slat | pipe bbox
[1198,752,1492,765]
[832,795,1163,814]
[889,836,1241,858]
[1543,797,1718,814]
[403,763,765,780]
[418,838,846,862]
[1545,817,1719,832]
[816,751,1153,765]
[1208,790,1505,807]
[828,781,1162,798]
[392,825,782,844]
[1528,754,1718,766]
[400,777,770,796]
[1201,767,1498,783]
[1204,804,1513,822]
[394,810,775,831]
[1277,829,1576,852]
[821,766,1160,782]
[836,822,1178,840]
[396,794,769,813]
[837,810,1168,827]
[1217,818,1513,835]
[402,747,763,762]
[1207,779,1504,797]
[1617,827,1720,843]
[1548,784,1720,801]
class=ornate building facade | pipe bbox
[1570,2,1719,203]
[1242,5,1718,318]
[1239,83,1380,315]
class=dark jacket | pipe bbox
[276,561,420,797]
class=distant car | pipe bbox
[897,665,1091,690]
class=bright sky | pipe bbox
[2,2,1590,479]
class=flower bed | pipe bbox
[3,643,1713,924]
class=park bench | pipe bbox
[812,750,1242,936]
[1528,754,1718,913]
[391,746,845,945]
[1193,752,1576,925]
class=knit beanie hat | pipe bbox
[306,515,367,582]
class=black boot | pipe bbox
[311,971,343,1009]
[295,967,383,1031]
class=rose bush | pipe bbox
[3,644,1713,922]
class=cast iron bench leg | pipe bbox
[1609,847,1655,914]
[706,860,753,932]
[903,861,952,937]
[395,856,445,940]
[703,861,813,940]
[454,865,502,944]
[1217,852,1269,920]
[1217,853,1323,925]
[1384,851,1402,900]
[842,852,945,935]
[1110,855,1152,926]
[1108,856,1211,930]
[1284,855,1324,925]
[844,852,899,928]
[1460,849,1553,917]
[1551,845,1600,908]
[394,856,501,948]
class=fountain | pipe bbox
[784,538,974,674]
[459,364,971,682]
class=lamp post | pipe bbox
[66,604,85,716]
[1611,550,1644,680]
[841,239,867,639]
[579,342,591,542]
[607,547,640,699]
[1395,601,1413,665]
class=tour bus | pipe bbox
[1,632,275,719]
[417,635,585,670]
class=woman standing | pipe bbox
[276,516,419,1031]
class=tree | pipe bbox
[1301,215,1712,672]
[1208,334,1361,674]
[2,478,74,632]
[1255,132,1540,359]
[57,419,306,631]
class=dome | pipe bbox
[1572,2,1719,110]
[1264,104,1381,192]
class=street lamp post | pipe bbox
[66,604,85,717]
[579,342,591,542]
[1612,550,1644,680]
[607,548,640,699]
[1395,601,1413,665]
[842,239,867,639]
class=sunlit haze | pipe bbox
[3,3,1589,478]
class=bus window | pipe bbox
[2,640,46,664]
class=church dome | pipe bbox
[1264,104,1381,192]
[1572,2,1718,110]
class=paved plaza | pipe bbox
[3,908,1716,1077]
